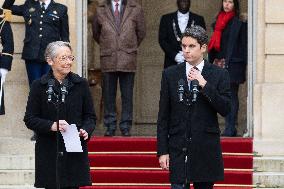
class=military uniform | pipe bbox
[3,0,69,140]
[0,8,14,115]
[3,0,69,85]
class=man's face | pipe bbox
[177,0,190,13]
[181,36,206,66]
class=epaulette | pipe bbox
[3,9,12,22]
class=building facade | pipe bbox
[0,0,283,157]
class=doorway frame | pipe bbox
[80,0,256,137]
[247,0,257,137]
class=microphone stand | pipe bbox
[48,93,63,189]
[179,90,198,187]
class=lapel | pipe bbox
[186,11,195,28]
[173,11,182,38]
[201,60,214,82]
[104,2,119,33]
[226,17,242,61]
[120,0,134,28]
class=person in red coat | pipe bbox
[208,0,247,137]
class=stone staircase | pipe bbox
[253,156,284,188]
[0,137,36,189]
[1,136,284,189]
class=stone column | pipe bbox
[253,0,284,155]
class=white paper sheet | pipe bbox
[60,124,83,152]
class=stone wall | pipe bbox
[254,0,284,155]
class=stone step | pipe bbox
[254,156,284,172]
[0,170,34,185]
[0,155,34,170]
[0,186,39,189]
[254,172,284,188]
[0,138,34,155]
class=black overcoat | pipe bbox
[157,61,231,184]
[5,0,69,62]
[24,71,96,188]
[159,11,206,69]
[208,17,247,83]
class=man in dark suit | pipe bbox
[159,0,206,69]
[157,26,231,189]
[3,0,69,140]
[0,7,14,115]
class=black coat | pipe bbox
[159,11,206,69]
[24,71,96,188]
[6,0,69,62]
[157,61,231,183]
[0,18,14,115]
[208,17,247,83]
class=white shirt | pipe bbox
[40,0,51,9]
[186,60,205,89]
[177,11,189,33]
[112,0,122,13]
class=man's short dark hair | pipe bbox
[182,26,208,46]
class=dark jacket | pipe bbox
[6,0,69,62]
[93,0,146,72]
[24,71,96,188]
[208,17,247,83]
[0,17,14,115]
[157,61,231,183]
[159,11,206,69]
[0,18,14,71]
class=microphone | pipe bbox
[177,79,185,102]
[192,79,199,102]
[46,79,55,103]
[61,79,68,103]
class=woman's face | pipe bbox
[223,0,235,12]
[48,46,74,78]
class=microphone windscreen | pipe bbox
[178,79,185,86]
[48,79,55,87]
[192,79,199,86]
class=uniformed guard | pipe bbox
[0,7,14,115]
[3,0,69,139]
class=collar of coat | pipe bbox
[106,0,127,6]
[175,59,214,93]
[40,70,84,89]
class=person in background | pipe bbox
[208,0,247,137]
[3,0,70,140]
[157,26,231,189]
[24,41,96,189]
[93,0,146,137]
[159,0,206,69]
[0,7,14,115]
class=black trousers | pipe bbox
[171,182,214,189]
[102,72,135,131]
[224,82,240,136]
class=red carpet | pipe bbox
[81,137,253,189]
